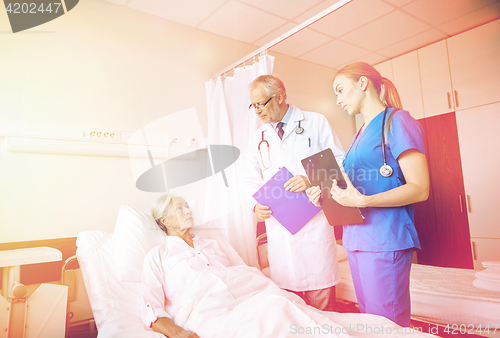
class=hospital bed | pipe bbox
[71,204,245,338]
[71,205,436,338]
[334,245,500,337]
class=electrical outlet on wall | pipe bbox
[79,128,90,140]
[89,128,120,142]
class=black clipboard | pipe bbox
[301,148,364,226]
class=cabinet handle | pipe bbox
[467,195,472,212]
[459,195,463,213]
[472,241,477,261]
[447,92,452,109]
[454,90,459,107]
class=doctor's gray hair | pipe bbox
[151,193,175,235]
[249,75,287,100]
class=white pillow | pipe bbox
[113,205,166,282]
[337,244,348,262]
[475,267,500,281]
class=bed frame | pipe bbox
[335,260,500,338]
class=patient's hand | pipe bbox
[175,330,199,338]
[151,317,199,338]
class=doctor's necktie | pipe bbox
[277,122,284,140]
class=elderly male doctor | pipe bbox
[245,75,345,310]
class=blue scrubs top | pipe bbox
[342,109,424,252]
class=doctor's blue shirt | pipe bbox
[342,109,424,252]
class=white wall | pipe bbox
[0,0,355,243]
[272,56,353,150]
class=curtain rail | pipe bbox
[213,0,352,78]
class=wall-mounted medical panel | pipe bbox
[0,119,89,142]
[1,119,202,160]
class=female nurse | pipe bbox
[307,62,429,327]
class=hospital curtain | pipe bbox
[204,55,274,267]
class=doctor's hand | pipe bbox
[306,186,321,207]
[254,203,272,220]
[330,173,366,208]
[284,175,311,192]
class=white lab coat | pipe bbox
[245,105,345,291]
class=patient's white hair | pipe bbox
[151,193,175,235]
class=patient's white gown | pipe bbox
[141,235,430,338]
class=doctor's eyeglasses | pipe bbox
[249,96,274,110]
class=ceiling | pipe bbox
[100,0,500,71]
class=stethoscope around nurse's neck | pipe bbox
[343,107,393,178]
[380,107,394,177]
[257,121,305,169]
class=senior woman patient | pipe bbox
[142,194,210,338]
[141,194,432,338]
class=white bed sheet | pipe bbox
[77,231,435,338]
[336,260,500,328]
[76,231,163,338]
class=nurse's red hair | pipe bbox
[335,62,403,111]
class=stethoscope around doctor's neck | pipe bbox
[344,106,394,178]
[258,121,304,169]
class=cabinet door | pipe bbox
[374,59,394,83]
[471,238,500,270]
[447,19,500,110]
[456,102,500,239]
[392,51,425,120]
[414,113,472,269]
[418,40,455,118]
[412,119,441,266]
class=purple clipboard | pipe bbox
[252,167,322,235]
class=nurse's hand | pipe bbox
[330,173,366,207]
[306,186,321,207]
[254,203,272,220]
[284,175,311,192]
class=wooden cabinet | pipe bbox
[418,40,455,118]
[414,102,500,270]
[471,238,500,270]
[392,51,425,120]
[456,102,500,269]
[371,19,500,269]
[447,19,500,111]
[378,19,500,119]
[414,113,473,269]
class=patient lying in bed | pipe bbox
[141,194,433,338]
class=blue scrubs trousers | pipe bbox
[347,249,413,327]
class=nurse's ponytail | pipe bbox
[381,77,403,111]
